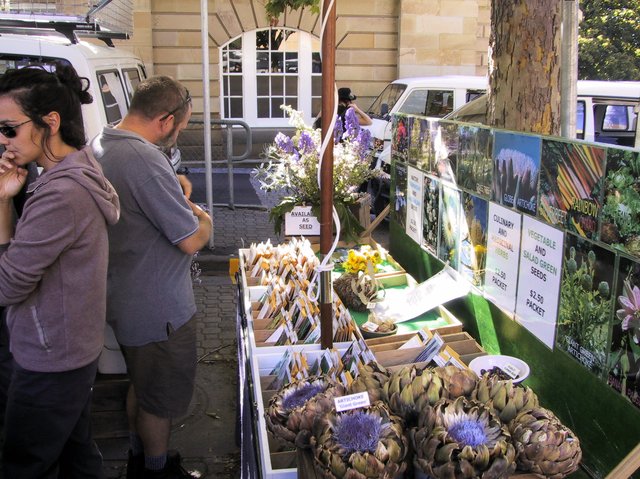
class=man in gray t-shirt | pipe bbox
[92,76,212,479]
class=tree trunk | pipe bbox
[488,0,562,136]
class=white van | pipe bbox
[445,80,640,149]
[365,75,488,169]
[0,16,148,374]
[0,15,147,143]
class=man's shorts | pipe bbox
[121,317,197,418]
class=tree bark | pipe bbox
[488,0,562,136]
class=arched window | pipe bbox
[220,28,321,128]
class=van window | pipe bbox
[603,105,631,131]
[97,70,128,125]
[367,83,406,119]
[399,89,455,118]
[0,55,71,74]
[122,68,142,101]
[577,100,585,139]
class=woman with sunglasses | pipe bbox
[0,63,120,478]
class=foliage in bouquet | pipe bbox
[255,105,379,243]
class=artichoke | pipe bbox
[383,364,477,426]
[311,401,408,478]
[472,372,539,422]
[334,272,379,312]
[509,407,582,478]
[412,396,517,479]
[265,375,346,448]
[348,362,390,403]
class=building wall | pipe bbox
[118,0,489,115]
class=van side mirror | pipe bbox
[381,103,389,118]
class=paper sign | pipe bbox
[406,166,424,244]
[284,206,321,236]
[372,268,470,323]
[334,392,371,412]
[484,203,522,314]
[515,216,564,349]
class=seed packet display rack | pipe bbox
[236,240,490,478]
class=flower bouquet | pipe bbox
[254,105,379,243]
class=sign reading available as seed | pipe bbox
[515,215,565,349]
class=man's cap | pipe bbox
[338,87,356,101]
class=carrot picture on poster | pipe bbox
[538,139,605,240]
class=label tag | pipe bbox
[360,321,379,332]
[334,392,371,412]
[284,206,321,236]
[501,363,520,379]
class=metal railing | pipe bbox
[177,118,259,209]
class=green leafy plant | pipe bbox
[264,0,320,21]
[558,246,612,373]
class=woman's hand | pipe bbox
[0,151,28,201]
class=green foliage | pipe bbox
[264,0,320,20]
[558,246,612,372]
[579,0,640,80]
[602,154,640,241]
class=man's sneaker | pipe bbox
[142,451,197,479]
[126,450,144,479]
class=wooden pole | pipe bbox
[319,0,336,350]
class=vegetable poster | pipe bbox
[491,131,541,216]
[438,184,461,269]
[458,125,493,197]
[607,255,640,410]
[422,175,440,255]
[392,161,408,230]
[556,233,615,376]
[459,192,488,287]
[538,139,605,240]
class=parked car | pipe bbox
[445,80,640,149]
[365,75,488,171]
[364,75,487,213]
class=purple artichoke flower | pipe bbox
[274,132,294,153]
[617,280,640,344]
[333,410,383,454]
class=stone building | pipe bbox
[116,0,490,129]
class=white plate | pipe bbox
[469,355,530,383]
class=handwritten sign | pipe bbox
[334,392,371,412]
[284,206,321,236]
[484,203,522,314]
[515,216,564,349]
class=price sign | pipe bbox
[515,215,564,349]
[484,203,522,314]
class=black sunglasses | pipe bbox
[0,119,32,138]
[159,90,192,121]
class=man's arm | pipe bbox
[177,201,212,255]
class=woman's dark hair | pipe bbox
[0,62,93,151]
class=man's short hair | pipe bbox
[129,76,190,123]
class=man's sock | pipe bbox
[145,453,168,471]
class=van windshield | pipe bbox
[367,83,406,119]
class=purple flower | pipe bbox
[298,131,316,154]
[617,280,640,344]
[448,418,488,448]
[356,128,372,160]
[333,411,382,454]
[275,132,294,153]
[344,107,360,139]
[281,383,325,411]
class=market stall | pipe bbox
[236,110,640,478]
